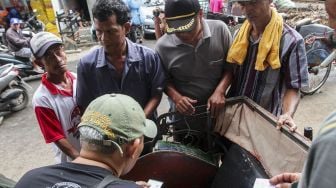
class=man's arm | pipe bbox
[55,138,80,160]
[282,88,300,117]
[154,16,163,40]
[76,59,92,114]
[207,70,233,117]
[277,88,300,132]
[277,36,308,132]
[207,21,233,117]
[165,82,197,115]
[144,93,162,118]
[144,52,166,117]
[34,106,80,159]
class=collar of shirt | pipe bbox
[172,19,212,46]
[42,71,75,96]
[96,38,142,68]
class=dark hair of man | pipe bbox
[92,0,129,25]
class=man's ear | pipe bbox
[125,138,141,158]
[34,58,44,68]
[124,22,131,34]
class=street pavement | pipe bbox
[0,38,335,181]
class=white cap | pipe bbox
[30,32,63,58]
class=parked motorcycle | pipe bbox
[295,18,335,95]
[22,10,45,33]
[0,64,30,125]
[128,24,144,43]
[0,27,8,53]
[0,52,43,78]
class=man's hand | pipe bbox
[136,181,151,188]
[277,113,297,132]
[175,96,197,115]
[207,91,225,118]
[269,172,301,188]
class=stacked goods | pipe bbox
[29,0,59,36]
[282,3,328,27]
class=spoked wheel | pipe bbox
[300,48,333,95]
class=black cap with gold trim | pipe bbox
[164,0,200,34]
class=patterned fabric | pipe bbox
[228,24,308,116]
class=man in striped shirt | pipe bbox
[227,0,308,131]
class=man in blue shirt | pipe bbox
[77,0,165,119]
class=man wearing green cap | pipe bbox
[15,94,156,188]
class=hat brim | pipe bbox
[166,16,197,34]
[35,41,63,58]
[143,119,157,138]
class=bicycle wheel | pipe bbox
[300,48,333,95]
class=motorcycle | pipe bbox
[0,64,30,125]
[0,27,9,53]
[0,52,44,79]
[0,26,41,79]
[128,24,144,43]
[295,18,336,95]
[22,10,45,33]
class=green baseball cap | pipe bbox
[78,94,157,146]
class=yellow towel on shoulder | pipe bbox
[226,8,283,71]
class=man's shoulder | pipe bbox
[156,34,174,50]
[282,24,304,42]
[80,45,103,65]
[205,19,226,27]
[317,111,336,138]
[131,42,156,56]
[16,164,58,186]
[5,28,15,36]
[32,83,50,105]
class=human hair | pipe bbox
[79,126,119,154]
[92,0,129,25]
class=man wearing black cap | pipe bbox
[155,0,233,119]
